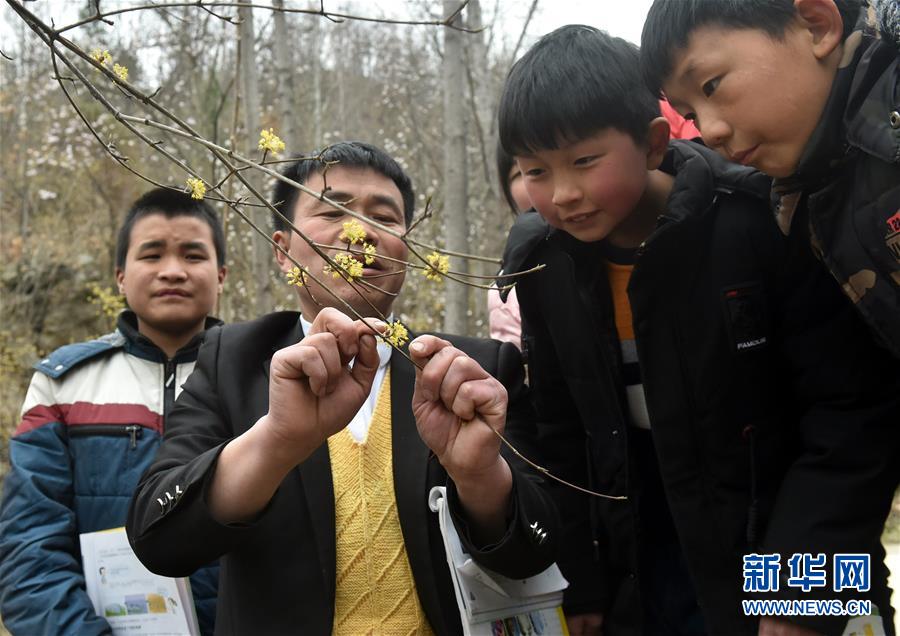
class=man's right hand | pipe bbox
[260,307,381,464]
[208,308,381,524]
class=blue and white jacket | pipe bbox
[0,311,220,635]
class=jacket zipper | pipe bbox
[69,424,143,449]
[163,358,176,432]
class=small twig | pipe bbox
[55,1,484,35]
[491,427,627,500]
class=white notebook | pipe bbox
[429,486,570,636]
[80,526,199,636]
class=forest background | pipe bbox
[0,0,574,469]
[1,2,898,631]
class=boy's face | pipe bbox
[273,166,409,320]
[116,213,225,339]
[516,129,652,243]
[661,19,843,178]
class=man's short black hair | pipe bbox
[115,187,226,269]
[640,0,863,96]
[271,141,415,233]
[498,24,661,156]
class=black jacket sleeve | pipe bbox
[448,339,561,580]
[127,326,259,576]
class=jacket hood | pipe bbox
[498,141,770,297]
[872,0,900,50]
[659,140,771,223]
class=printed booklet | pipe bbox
[429,486,570,636]
[80,526,199,635]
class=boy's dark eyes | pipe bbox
[523,168,544,177]
[702,76,721,97]
[574,155,599,166]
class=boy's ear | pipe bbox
[115,268,125,295]
[645,117,671,171]
[217,265,227,293]
[272,230,293,273]
[794,0,845,61]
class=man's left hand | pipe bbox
[409,335,513,538]
[409,335,507,479]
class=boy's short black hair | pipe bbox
[115,187,226,269]
[271,141,415,233]
[498,24,661,156]
[495,141,519,215]
[641,0,863,96]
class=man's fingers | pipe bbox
[409,335,453,366]
[273,334,344,395]
[309,307,359,362]
[438,355,489,410]
[349,333,380,391]
[414,342,463,402]
[272,344,332,395]
[450,377,507,425]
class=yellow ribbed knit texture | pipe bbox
[327,370,435,636]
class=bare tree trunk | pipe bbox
[312,18,322,146]
[465,0,498,198]
[16,18,30,242]
[463,0,495,335]
[442,0,469,334]
[272,0,298,151]
[238,2,273,311]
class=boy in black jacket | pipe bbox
[498,24,900,636]
[640,0,900,360]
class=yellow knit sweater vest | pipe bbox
[327,370,435,636]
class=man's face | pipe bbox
[516,128,650,243]
[116,213,225,339]
[662,23,841,178]
[274,166,409,320]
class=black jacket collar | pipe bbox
[117,310,223,363]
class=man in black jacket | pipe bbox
[127,142,558,635]
[498,25,900,636]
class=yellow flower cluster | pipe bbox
[258,128,286,155]
[362,242,377,265]
[381,320,409,348]
[113,63,129,82]
[90,49,128,81]
[325,252,363,280]
[186,178,206,200]
[339,219,367,245]
[423,251,449,282]
[91,49,112,67]
[88,284,125,319]
[286,265,307,287]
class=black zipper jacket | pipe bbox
[501,140,900,635]
[772,15,900,358]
